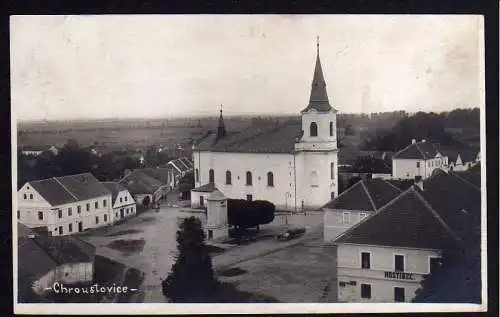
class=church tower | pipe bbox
[295,37,339,209]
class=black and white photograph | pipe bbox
[11,14,487,314]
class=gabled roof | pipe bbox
[335,186,459,250]
[335,171,481,251]
[452,164,481,189]
[119,170,165,195]
[385,179,415,191]
[27,173,111,206]
[323,178,402,211]
[194,122,302,154]
[179,157,193,168]
[192,182,217,193]
[102,182,129,205]
[392,141,441,160]
[139,167,172,184]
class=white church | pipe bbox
[191,40,339,211]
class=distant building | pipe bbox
[323,178,403,242]
[102,182,137,222]
[119,170,168,206]
[392,139,448,180]
[439,147,480,172]
[190,182,217,209]
[192,41,339,210]
[333,170,481,303]
[167,157,194,181]
[17,223,95,302]
[17,173,113,236]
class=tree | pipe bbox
[162,217,217,302]
[227,199,275,231]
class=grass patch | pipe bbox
[105,229,143,237]
[218,267,248,277]
[106,239,145,255]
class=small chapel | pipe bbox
[191,39,339,211]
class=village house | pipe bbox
[167,157,194,184]
[391,139,448,180]
[323,178,404,242]
[119,170,168,206]
[17,223,95,302]
[439,147,480,172]
[333,170,481,303]
[17,173,113,236]
[192,41,339,210]
[102,182,137,222]
[190,182,217,209]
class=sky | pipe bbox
[11,15,484,121]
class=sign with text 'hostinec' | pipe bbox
[384,271,415,280]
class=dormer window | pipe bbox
[310,122,318,137]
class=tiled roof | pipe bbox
[27,173,111,207]
[385,179,415,191]
[102,182,128,205]
[323,178,402,211]
[192,182,217,193]
[440,147,479,164]
[119,170,165,195]
[139,167,172,184]
[179,157,193,168]
[392,141,441,160]
[194,122,302,154]
[336,171,481,250]
[335,187,459,250]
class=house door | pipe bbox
[208,230,213,239]
[78,222,83,232]
[200,196,204,207]
[120,209,125,218]
[58,226,63,235]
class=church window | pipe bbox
[246,171,252,186]
[310,122,318,137]
[209,169,215,183]
[330,162,335,179]
[329,122,333,136]
[195,169,199,182]
[226,171,232,185]
[310,171,318,187]
[267,172,274,187]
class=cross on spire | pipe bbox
[317,35,320,54]
[217,104,226,138]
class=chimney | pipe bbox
[412,139,416,144]
[414,175,423,191]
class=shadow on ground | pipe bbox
[106,239,146,256]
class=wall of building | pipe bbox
[111,190,136,222]
[392,157,448,180]
[56,262,94,285]
[190,191,211,209]
[324,209,371,242]
[336,243,441,302]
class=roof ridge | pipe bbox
[52,177,78,201]
[224,124,286,148]
[29,237,61,266]
[450,172,481,192]
[413,187,463,244]
[413,142,427,159]
[392,142,413,159]
[383,179,403,193]
[360,180,377,211]
[321,180,364,209]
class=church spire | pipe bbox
[217,104,226,138]
[304,36,332,112]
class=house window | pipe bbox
[68,207,72,216]
[29,194,33,199]
[59,226,63,235]
[311,171,318,187]
[394,287,405,302]
[77,205,81,213]
[120,197,123,203]
[226,171,232,185]
[58,210,63,219]
[195,168,199,182]
[246,171,252,186]
[394,254,405,272]
[17,210,20,219]
[416,162,420,168]
[331,192,335,200]
[125,196,128,202]
[95,216,99,224]
[330,162,335,179]
[267,172,274,187]
[209,169,215,183]
[342,212,351,224]
[86,203,90,211]
[429,257,441,274]
[38,211,43,220]
[95,201,98,209]
[310,122,318,137]
[68,223,73,232]
[104,214,108,222]
[103,199,107,207]
[360,212,368,221]
[361,284,371,299]
[23,194,27,199]
[361,252,371,269]
[329,122,333,136]
[246,194,253,201]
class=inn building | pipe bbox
[333,169,481,302]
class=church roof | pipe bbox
[194,121,302,154]
[302,41,333,113]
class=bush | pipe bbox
[227,199,275,230]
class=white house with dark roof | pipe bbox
[323,178,403,242]
[192,41,339,210]
[102,182,136,222]
[17,173,113,236]
[392,139,448,180]
[333,170,481,303]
